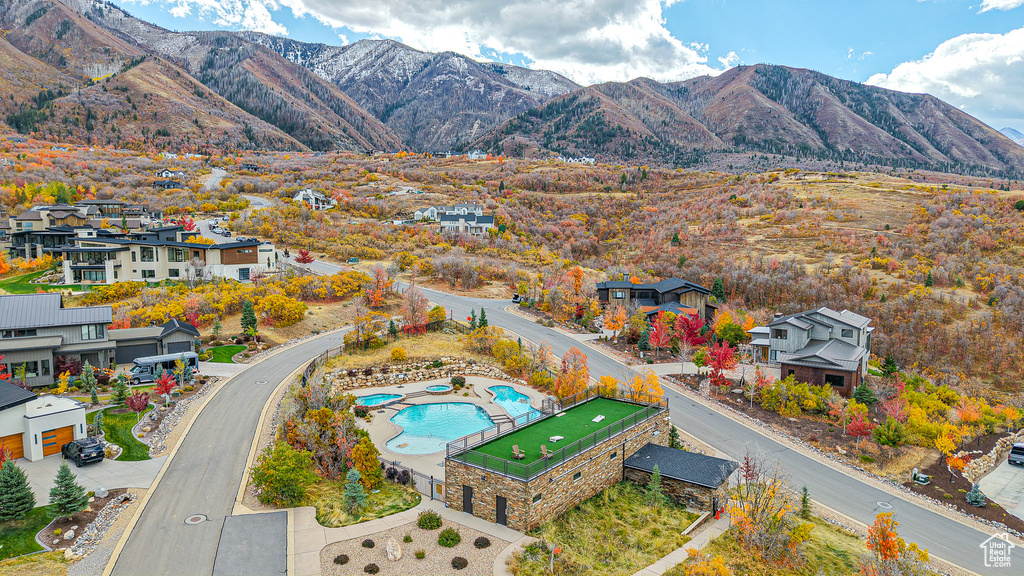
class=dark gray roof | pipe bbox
[0,380,37,412]
[778,338,867,371]
[596,277,709,295]
[15,210,43,221]
[0,294,112,330]
[624,443,738,489]
[769,307,871,331]
[161,319,200,338]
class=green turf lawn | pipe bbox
[86,404,153,461]
[454,398,654,478]
[205,345,246,363]
[0,507,49,560]
[0,271,85,294]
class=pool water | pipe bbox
[357,393,402,407]
[386,403,494,454]
[489,385,539,420]
[426,384,451,392]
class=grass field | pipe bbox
[205,345,245,363]
[510,482,697,576]
[306,479,421,527]
[87,404,153,461]
[0,507,49,560]
[0,272,84,294]
[0,551,68,576]
[452,398,654,478]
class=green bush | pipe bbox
[250,444,318,507]
[474,536,491,549]
[403,534,412,543]
[363,563,379,574]
[362,538,375,548]
[334,554,349,565]
[451,375,466,387]
[417,509,442,530]
[451,557,468,570]
[438,526,461,547]
[414,549,425,560]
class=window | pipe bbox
[532,494,542,503]
[22,361,39,378]
[771,328,788,340]
[79,270,106,282]
[141,270,156,279]
[841,329,853,338]
[140,246,155,262]
[610,452,617,460]
[131,251,137,262]
[81,324,105,340]
[168,268,180,278]
[2,329,38,338]
[238,268,250,281]
[825,374,846,388]
[787,369,795,377]
[572,471,582,481]
[612,290,626,299]
[41,359,50,376]
[193,250,201,259]
[239,249,253,254]
[168,248,187,262]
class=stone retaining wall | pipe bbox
[964,430,1024,483]
[332,358,525,390]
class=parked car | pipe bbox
[1009,442,1024,466]
[223,230,231,237]
[347,257,359,263]
[221,215,230,222]
[62,437,104,467]
[213,226,223,234]
[512,293,522,304]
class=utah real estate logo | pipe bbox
[980,533,1015,568]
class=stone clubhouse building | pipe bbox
[444,388,737,531]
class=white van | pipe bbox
[129,352,200,385]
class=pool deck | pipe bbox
[353,376,548,479]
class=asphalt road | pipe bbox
[110,267,1016,575]
[109,330,348,576]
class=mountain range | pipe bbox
[1001,127,1024,147]
[1,0,1022,174]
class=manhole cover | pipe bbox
[875,502,893,510]
[184,514,208,525]
[256,381,268,385]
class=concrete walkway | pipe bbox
[198,361,247,377]
[289,497,526,576]
[19,454,166,501]
[979,461,1024,520]
[632,515,730,576]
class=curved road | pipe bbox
[110,281,1016,575]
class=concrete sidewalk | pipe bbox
[979,461,1024,520]
[632,515,730,576]
[19,454,166,501]
[199,362,248,377]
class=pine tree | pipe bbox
[81,361,97,404]
[671,232,681,246]
[853,384,878,406]
[925,271,934,287]
[93,409,104,438]
[48,462,88,521]
[880,293,887,303]
[800,486,812,519]
[0,460,36,521]
[881,353,898,378]
[241,300,258,334]
[343,468,366,513]
[966,484,986,507]
[638,329,651,352]
[111,374,128,405]
[668,425,683,450]
[478,308,488,328]
[469,309,477,330]
[711,277,725,301]
[388,319,398,338]
[211,317,223,340]
[646,464,668,507]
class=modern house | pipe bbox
[239,163,261,172]
[439,213,494,237]
[623,443,737,511]
[596,275,715,321]
[6,202,157,256]
[53,227,276,284]
[108,319,200,364]
[293,188,337,211]
[0,293,114,387]
[445,389,670,531]
[153,180,182,190]
[156,169,187,179]
[0,381,87,462]
[414,204,485,221]
[749,308,873,397]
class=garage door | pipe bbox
[167,341,193,355]
[0,433,24,460]
[42,426,74,457]
[116,342,158,364]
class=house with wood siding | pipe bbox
[595,275,715,321]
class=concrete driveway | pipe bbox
[18,454,166,501]
[199,361,247,378]
[979,461,1024,520]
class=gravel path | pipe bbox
[68,488,148,576]
[321,520,508,576]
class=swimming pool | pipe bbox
[357,393,402,407]
[426,384,452,393]
[386,403,494,454]
[489,385,539,420]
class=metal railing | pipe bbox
[379,457,444,500]
[445,390,667,481]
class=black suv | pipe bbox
[61,437,105,467]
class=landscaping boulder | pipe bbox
[385,537,402,561]
[64,529,75,541]
[95,487,108,498]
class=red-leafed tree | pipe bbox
[707,341,738,389]
[649,311,672,359]
[847,410,876,449]
[295,249,314,264]
[154,372,175,406]
[400,286,429,334]
[0,355,8,382]
[363,266,392,308]
[176,216,197,232]
[126,390,149,422]
[675,313,706,347]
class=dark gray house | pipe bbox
[108,319,200,364]
[596,276,715,321]
[624,443,738,511]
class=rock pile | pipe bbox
[333,358,523,391]
[65,492,137,560]
[964,431,1024,483]
[137,378,219,455]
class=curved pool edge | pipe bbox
[383,401,496,456]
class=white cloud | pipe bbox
[866,26,1024,126]
[129,0,730,84]
[979,0,1024,12]
[718,51,738,68]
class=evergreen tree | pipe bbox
[469,309,477,330]
[388,319,398,338]
[925,271,934,287]
[881,353,898,378]
[800,486,812,519]
[48,462,88,521]
[343,468,366,513]
[668,425,683,450]
[241,300,258,334]
[711,277,725,301]
[0,460,36,521]
[111,374,128,405]
[646,464,668,507]
[478,308,488,328]
[81,361,97,404]
[671,232,681,246]
[853,384,878,406]
[677,254,687,267]
[638,329,651,352]
[966,484,986,507]
[880,293,887,303]
[93,409,104,438]
[211,317,223,340]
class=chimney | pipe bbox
[774,312,783,319]
[623,272,630,281]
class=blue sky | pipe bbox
[109,0,1024,129]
